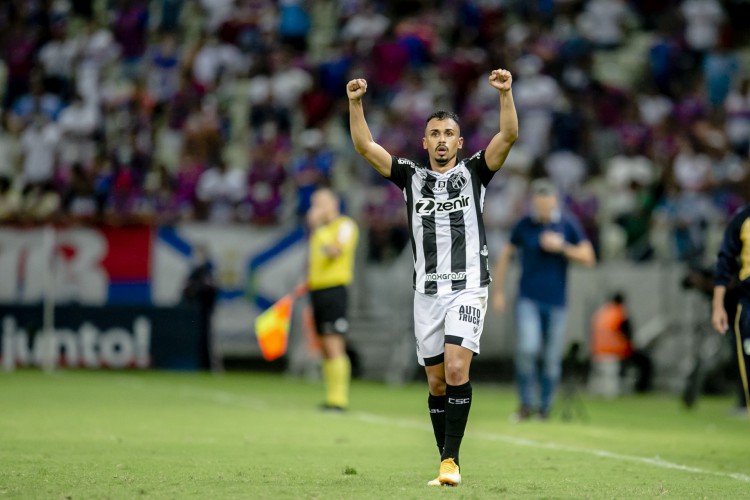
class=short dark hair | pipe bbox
[425,110,460,127]
[530,178,557,197]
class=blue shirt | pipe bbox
[509,211,587,306]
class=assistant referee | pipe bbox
[306,188,359,411]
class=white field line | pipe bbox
[116,377,750,483]
[114,375,268,410]
[354,412,750,483]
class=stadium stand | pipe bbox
[0,0,747,269]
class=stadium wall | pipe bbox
[0,224,709,388]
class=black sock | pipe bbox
[442,381,472,466]
[428,394,446,455]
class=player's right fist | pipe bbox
[489,69,513,92]
[346,79,367,100]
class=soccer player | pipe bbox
[306,188,359,411]
[711,205,750,417]
[492,179,595,421]
[347,69,518,486]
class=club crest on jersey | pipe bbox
[415,196,470,216]
[449,172,467,190]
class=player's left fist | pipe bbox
[489,69,512,92]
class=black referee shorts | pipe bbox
[310,285,349,336]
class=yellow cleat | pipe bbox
[427,458,461,486]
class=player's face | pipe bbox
[423,118,463,167]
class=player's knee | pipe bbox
[427,376,446,395]
[444,359,469,385]
[320,334,346,359]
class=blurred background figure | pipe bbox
[305,188,359,411]
[590,291,653,395]
[493,179,595,421]
[181,243,219,372]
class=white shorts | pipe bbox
[413,287,488,366]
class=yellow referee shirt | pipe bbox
[308,215,359,291]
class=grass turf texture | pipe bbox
[0,371,747,499]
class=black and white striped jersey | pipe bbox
[386,150,495,295]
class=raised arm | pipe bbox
[347,79,392,176]
[484,69,519,171]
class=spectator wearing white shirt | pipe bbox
[724,77,750,154]
[658,134,717,262]
[196,159,246,223]
[605,138,656,221]
[38,24,79,100]
[57,94,101,168]
[681,0,724,52]
[391,72,435,128]
[512,54,563,161]
[248,50,313,111]
[577,0,634,49]
[340,4,390,53]
[199,0,236,32]
[637,83,674,127]
[544,149,588,197]
[20,115,61,188]
[673,135,713,193]
[192,34,247,89]
[75,19,121,104]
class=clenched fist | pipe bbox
[489,69,513,92]
[346,79,367,101]
[539,231,566,253]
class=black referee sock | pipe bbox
[442,381,472,466]
[428,394,446,455]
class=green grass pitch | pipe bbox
[0,370,748,499]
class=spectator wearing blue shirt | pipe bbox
[291,128,333,219]
[493,179,595,420]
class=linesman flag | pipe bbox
[254,295,294,361]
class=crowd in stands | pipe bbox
[0,0,748,266]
